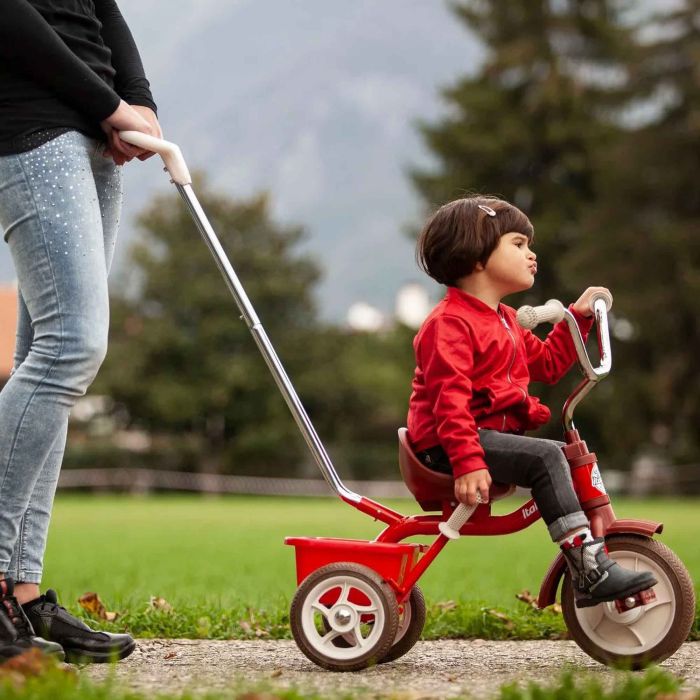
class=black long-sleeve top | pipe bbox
[0,0,157,155]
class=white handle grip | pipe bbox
[118,131,192,186]
[438,495,482,540]
[516,299,566,330]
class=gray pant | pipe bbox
[419,429,589,541]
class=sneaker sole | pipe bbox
[575,575,658,609]
[64,638,136,664]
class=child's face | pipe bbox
[482,232,537,295]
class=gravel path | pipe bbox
[84,640,700,698]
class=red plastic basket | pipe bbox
[285,536,425,589]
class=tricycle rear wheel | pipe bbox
[290,561,399,671]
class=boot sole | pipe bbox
[575,575,658,609]
[64,638,136,664]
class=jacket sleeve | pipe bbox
[419,316,489,478]
[522,305,594,384]
[0,0,120,122]
[94,0,158,112]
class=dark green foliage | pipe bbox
[412,0,700,469]
[93,177,415,478]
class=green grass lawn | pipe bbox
[40,494,700,639]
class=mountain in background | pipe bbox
[0,1,482,320]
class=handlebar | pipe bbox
[516,291,613,431]
[118,131,192,186]
[516,291,612,381]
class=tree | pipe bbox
[92,177,417,480]
[93,176,321,474]
[561,1,700,465]
[410,0,642,451]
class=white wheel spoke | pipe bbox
[310,601,330,619]
[337,582,351,606]
[625,621,646,647]
[352,604,378,615]
[586,605,606,632]
[352,623,367,648]
[319,629,341,647]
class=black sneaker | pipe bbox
[22,589,135,664]
[561,536,658,608]
[0,578,64,662]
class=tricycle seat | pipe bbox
[398,427,515,511]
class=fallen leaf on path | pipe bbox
[270,669,282,678]
[163,652,177,660]
[78,592,118,621]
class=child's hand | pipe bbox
[454,469,492,506]
[572,287,612,317]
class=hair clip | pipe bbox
[478,204,497,217]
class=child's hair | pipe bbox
[416,196,534,286]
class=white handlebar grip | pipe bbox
[516,299,566,330]
[118,131,192,186]
[589,289,613,314]
[438,495,483,540]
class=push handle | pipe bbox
[118,131,192,186]
[516,299,566,330]
[438,494,483,540]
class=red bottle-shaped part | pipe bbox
[563,429,610,510]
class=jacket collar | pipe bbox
[445,286,505,318]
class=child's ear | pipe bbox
[474,261,485,272]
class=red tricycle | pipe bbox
[283,296,695,671]
[118,131,696,674]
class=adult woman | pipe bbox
[0,0,161,662]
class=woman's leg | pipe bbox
[4,136,122,589]
[0,131,113,582]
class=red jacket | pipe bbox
[407,287,593,478]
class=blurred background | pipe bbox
[1,0,698,494]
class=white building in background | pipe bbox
[345,283,433,332]
[346,302,387,332]
[395,283,431,329]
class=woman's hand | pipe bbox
[129,106,162,161]
[454,468,491,506]
[573,287,612,317]
[100,101,159,165]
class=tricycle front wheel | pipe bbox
[562,535,695,669]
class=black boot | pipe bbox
[0,578,64,662]
[562,536,657,608]
[23,589,135,664]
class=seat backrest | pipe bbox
[398,428,517,511]
[398,428,454,511]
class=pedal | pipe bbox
[614,587,656,613]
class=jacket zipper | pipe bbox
[499,312,527,426]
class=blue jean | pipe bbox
[0,130,121,583]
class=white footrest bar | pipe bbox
[439,494,483,539]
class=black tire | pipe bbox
[562,535,695,669]
[379,585,426,664]
[290,562,399,672]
